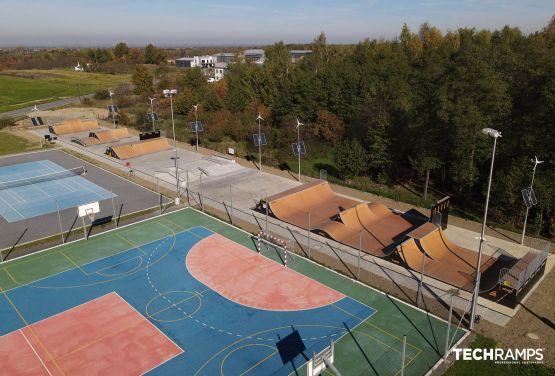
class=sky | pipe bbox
[0,0,553,47]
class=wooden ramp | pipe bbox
[107,138,172,159]
[317,202,420,257]
[93,128,131,143]
[267,181,358,229]
[49,118,100,135]
[396,224,499,291]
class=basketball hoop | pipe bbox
[85,208,95,222]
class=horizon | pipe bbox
[0,0,553,47]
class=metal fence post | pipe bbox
[358,230,362,280]
[445,293,454,359]
[229,184,233,224]
[308,211,311,259]
[111,189,117,228]
[56,201,64,244]
[417,251,426,307]
[199,174,203,211]
[401,335,407,376]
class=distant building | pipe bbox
[175,55,215,68]
[243,49,265,64]
[213,62,229,81]
[213,52,236,65]
[290,50,312,63]
[175,57,195,68]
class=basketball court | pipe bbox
[0,208,466,375]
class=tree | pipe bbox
[333,139,368,179]
[144,44,166,65]
[409,156,442,200]
[113,42,129,62]
[312,109,344,144]
[131,65,154,95]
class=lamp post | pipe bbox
[109,90,116,128]
[163,89,179,203]
[521,156,544,244]
[149,97,156,131]
[256,112,264,172]
[469,127,501,330]
[296,118,304,182]
[193,104,200,151]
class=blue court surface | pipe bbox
[0,225,376,375]
[0,160,115,222]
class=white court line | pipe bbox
[18,329,53,376]
[0,190,26,221]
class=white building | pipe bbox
[243,49,265,64]
[175,55,215,68]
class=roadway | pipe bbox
[0,94,94,119]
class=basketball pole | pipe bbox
[81,216,87,240]
[417,251,426,308]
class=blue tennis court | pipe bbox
[0,160,115,223]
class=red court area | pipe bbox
[0,292,182,375]
[186,234,345,311]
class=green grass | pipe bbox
[0,132,42,155]
[0,69,131,112]
[445,335,554,376]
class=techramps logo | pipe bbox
[453,347,544,365]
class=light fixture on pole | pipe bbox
[256,112,265,172]
[148,97,156,131]
[469,127,501,330]
[520,156,544,244]
[163,89,180,203]
[295,118,305,182]
[108,90,116,128]
[193,104,200,151]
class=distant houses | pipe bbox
[175,49,312,82]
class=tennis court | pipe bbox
[0,150,167,252]
[0,160,114,222]
[0,208,466,375]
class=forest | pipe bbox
[1,18,553,238]
[127,19,555,238]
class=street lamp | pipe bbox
[109,90,116,128]
[256,112,264,172]
[193,104,200,151]
[521,156,544,244]
[149,97,156,131]
[469,127,501,330]
[163,89,180,203]
[296,118,304,182]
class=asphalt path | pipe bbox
[0,94,94,119]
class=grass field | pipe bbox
[0,132,42,155]
[0,69,131,112]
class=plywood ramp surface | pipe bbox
[268,182,358,228]
[109,138,172,160]
[51,118,100,135]
[93,128,131,143]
